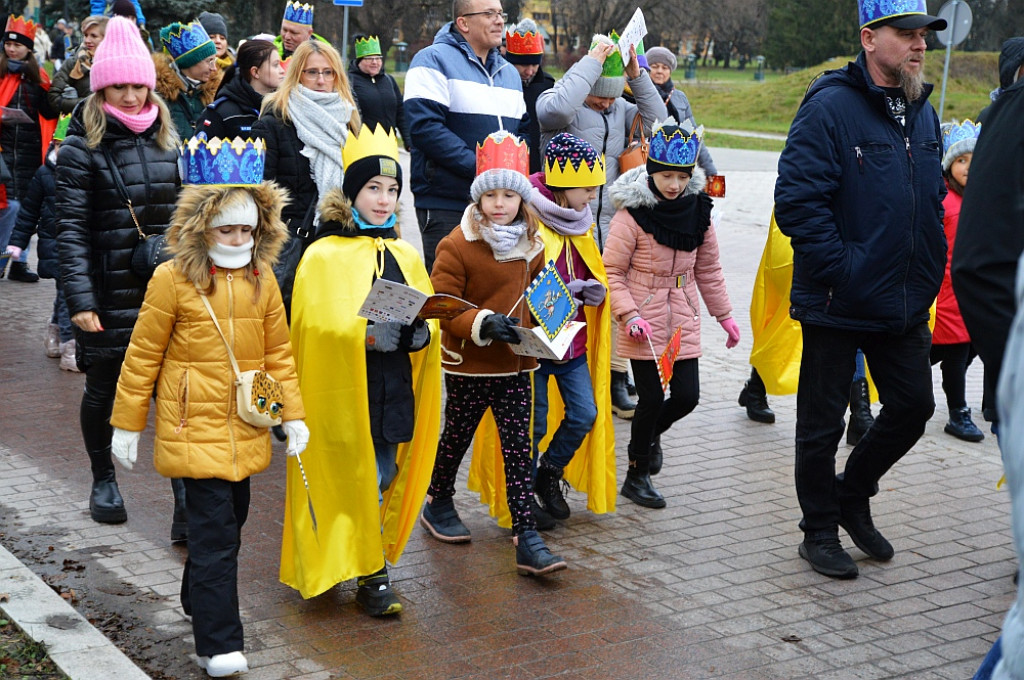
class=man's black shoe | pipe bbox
[798,532,858,579]
[839,500,894,561]
[738,380,775,424]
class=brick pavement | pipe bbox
[0,150,1011,679]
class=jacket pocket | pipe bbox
[175,369,189,433]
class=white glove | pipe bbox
[283,419,309,457]
[111,427,140,471]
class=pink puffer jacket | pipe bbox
[603,166,733,361]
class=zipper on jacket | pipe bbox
[901,134,915,333]
[855,146,864,174]
[826,287,833,313]
[225,273,239,476]
[596,115,610,250]
[135,139,153,226]
[175,369,189,433]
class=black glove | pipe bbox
[400,318,431,351]
[479,314,521,344]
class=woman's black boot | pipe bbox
[620,445,665,509]
[738,367,775,424]
[88,448,127,524]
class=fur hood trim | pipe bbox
[459,205,544,263]
[609,165,707,211]
[167,182,290,285]
[153,52,222,105]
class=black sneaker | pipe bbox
[356,566,402,616]
[944,407,985,442]
[420,497,471,543]
[839,499,894,561]
[514,530,567,576]
[798,532,858,579]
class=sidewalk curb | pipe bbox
[0,543,151,680]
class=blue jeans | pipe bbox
[853,349,866,381]
[52,282,73,342]
[795,322,935,533]
[973,635,1001,679]
[0,199,27,263]
[533,357,598,471]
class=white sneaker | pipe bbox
[45,323,60,357]
[197,651,248,677]
[59,340,80,372]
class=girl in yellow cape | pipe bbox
[283,125,442,614]
[467,133,616,528]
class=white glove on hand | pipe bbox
[283,419,309,457]
[111,427,140,471]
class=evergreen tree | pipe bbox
[764,0,859,69]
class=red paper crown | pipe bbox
[505,28,543,56]
[476,131,528,176]
[5,15,37,41]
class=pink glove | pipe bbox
[4,245,22,260]
[626,316,651,343]
[720,318,741,349]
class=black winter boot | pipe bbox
[649,434,663,476]
[88,449,127,524]
[514,530,567,576]
[171,478,188,542]
[7,261,39,282]
[620,446,665,509]
[534,455,570,520]
[846,378,874,446]
[738,367,775,423]
[610,371,636,419]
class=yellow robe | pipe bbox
[282,235,442,599]
[467,225,616,527]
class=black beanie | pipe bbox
[110,0,137,20]
[999,37,1024,90]
[342,155,403,203]
[199,11,228,39]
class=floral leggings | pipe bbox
[427,372,536,535]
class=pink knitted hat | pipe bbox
[90,16,155,92]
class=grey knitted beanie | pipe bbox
[470,169,533,203]
[645,46,677,71]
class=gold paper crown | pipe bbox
[544,155,606,188]
[5,15,37,40]
[342,124,400,171]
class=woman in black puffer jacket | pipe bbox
[196,39,283,140]
[56,17,181,529]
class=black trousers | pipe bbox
[795,322,934,534]
[180,477,250,657]
[629,358,700,454]
[81,356,123,468]
[930,342,972,411]
[415,208,462,274]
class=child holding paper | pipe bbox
[603,118,739,509]
[421,130,567,577]
[527,132,615,522]
[284,125,441,615]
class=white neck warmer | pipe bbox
[209,239,254,269]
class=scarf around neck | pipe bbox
[103,101,159,135]
[288,85,353,218]
[627,176,712,252]
[529,186,592,237]
[476,207,528,257]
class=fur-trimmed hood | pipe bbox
[153,52,222,105]
[166,182,290,286]
[313,187,402,240]
[609,165,707,211]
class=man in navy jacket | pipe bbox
[404,0,529,271]
[774,1,947,580]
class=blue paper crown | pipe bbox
[942,119,981,156]
[182,134,266,186]
[160,21,212,60]
[283,1,314,26]
[859,0,928,29]
[649,120,703,169]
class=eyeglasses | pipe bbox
[301,68,335,80]
[362,56,383,62]
[461,9,508,22]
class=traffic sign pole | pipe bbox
[342,6,349,64]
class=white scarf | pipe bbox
[288,84,353,222]
[209,239,254,269]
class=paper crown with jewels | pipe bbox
[283,1,314,26]
[355,35,381,59]
[182,135,266,186]
[544,132,606,188]
[858,0,945,30]
[505,18,544,65]
[941,119,981,171]
[342,124,399,170]
[476,130,529,177]
[160,21,215,69]
[648,118,704,171]
[5,15,37,46]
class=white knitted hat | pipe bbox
[210,192,259,228]
[470,168,533,203]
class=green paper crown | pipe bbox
[53,113,72,142]
[590,31,624,78]
[636,38,645,56]
[355,35,381,59]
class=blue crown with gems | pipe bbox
[942,118,981,156]
[160,21,212,60]
[859,0,928,29]
[648,118,704,169]
[283,1,314,26]
[181,134,266,186]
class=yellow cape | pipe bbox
[282,235,442,599]
[466,225,617,527]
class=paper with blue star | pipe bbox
[526,261,578,341]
